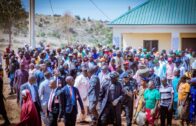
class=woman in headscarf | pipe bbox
[133,77,148,125]
[144,80,160,126]
[17,89,41,126]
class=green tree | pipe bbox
[75,15,81,20]
[0,0,27,47]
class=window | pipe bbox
[143,40,158,51]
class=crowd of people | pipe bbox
[0,43,196,126]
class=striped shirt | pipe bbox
[159,84,174,107]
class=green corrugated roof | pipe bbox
[110,0,196,25]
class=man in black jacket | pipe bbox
[98,71,123,126]
[0,76,11,125]
[121,73,137,126]
[58,63,69,86]
[87,65,100,126]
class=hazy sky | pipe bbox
[22,0,146,21]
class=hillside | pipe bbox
[0,14,112,51]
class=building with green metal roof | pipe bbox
[109,0,196,51]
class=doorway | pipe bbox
[181,38,196,51]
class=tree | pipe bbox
[63,12,74,45]
[75,15,81,20]
[0,0,27,47]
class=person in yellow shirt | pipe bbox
[178,75,191,126]
[35,57,40,64]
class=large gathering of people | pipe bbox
[0,43,196,126]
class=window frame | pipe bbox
[143,40,159,51]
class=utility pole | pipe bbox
[29,0,35,48]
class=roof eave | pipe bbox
[108,24,196,27]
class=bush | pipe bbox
[40,18,43,22]
[0,39,5,42]
[69,28,77,34]
[47,32,52,37]
[90,28,94,32]
[99,23,104,28]
[54,14,61,17]
[38,23,43,27]
[44,20,50,24]
[85,28,89,32]
[52,32,60,39]
[40,32,45,37]
[75,15,81,20]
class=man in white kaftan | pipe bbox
[74,67,90,122]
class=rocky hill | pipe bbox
[0,14,112,51]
